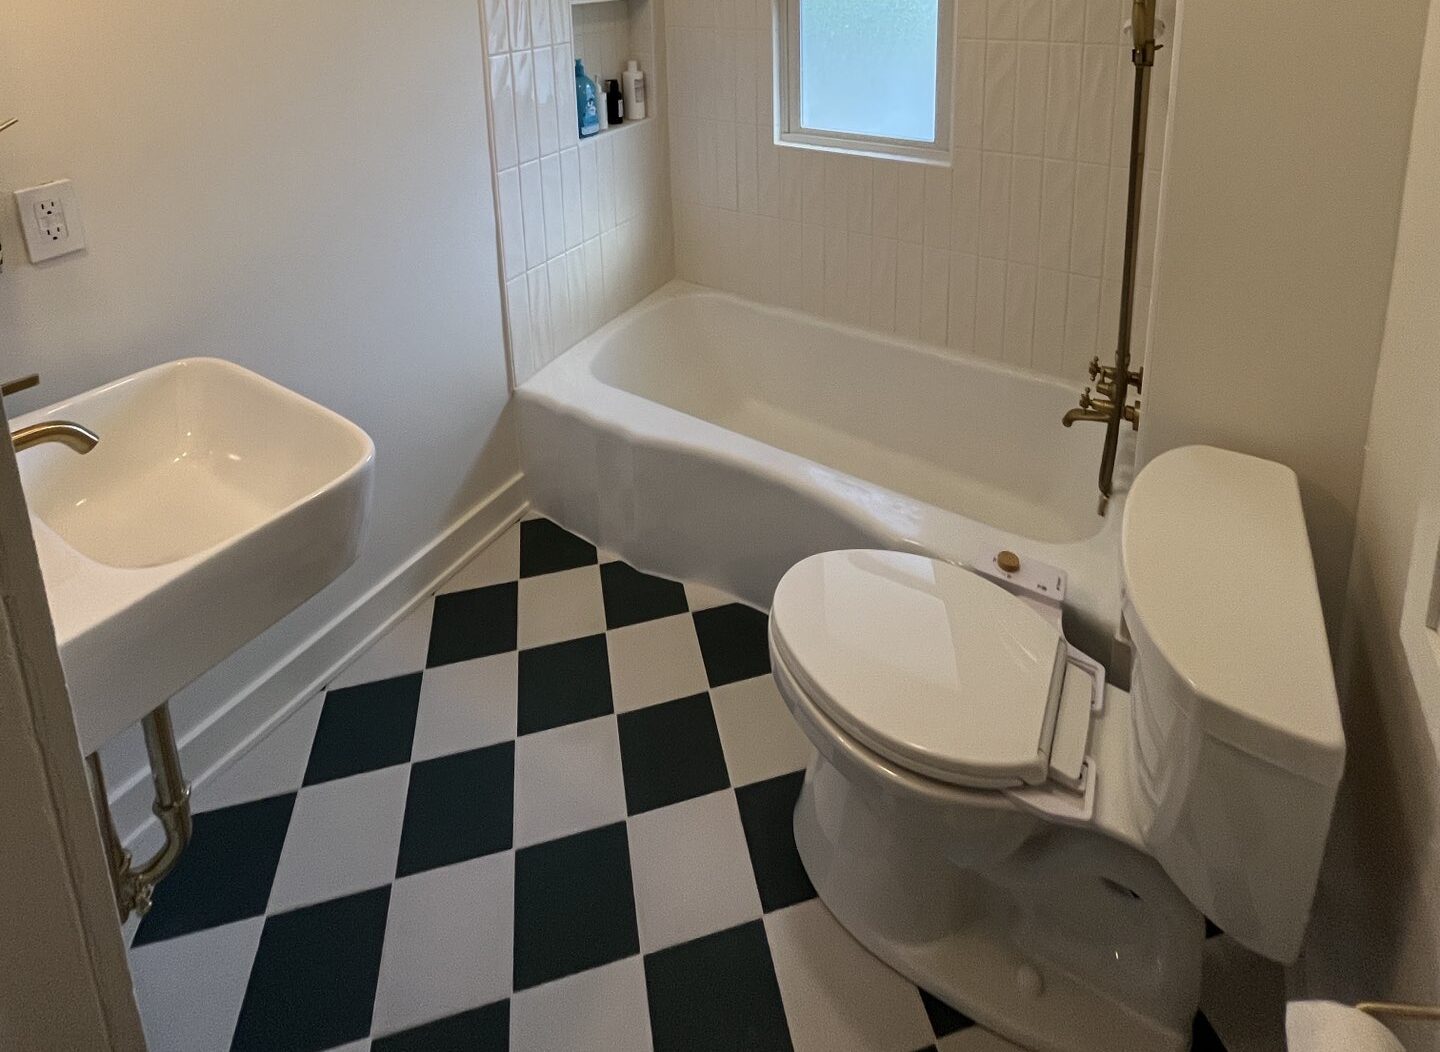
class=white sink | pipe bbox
[14,358,374,753]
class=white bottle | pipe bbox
[621,59,646,121]
[598,84,610,131]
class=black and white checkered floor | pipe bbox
[126,516,1237,1052]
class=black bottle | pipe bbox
[605,79,624,125]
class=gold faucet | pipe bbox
[4,374,100,454]
[1062,362,1141,430]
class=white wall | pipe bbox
[484,0,675,384]
[667,0,1168,381]
[1303,2,1440,1046]
[0,2,517,837]
[1137,0,1429,630]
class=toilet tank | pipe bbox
[1120,446,1345,963]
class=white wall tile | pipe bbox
[756,130,780,216]
[923,167,953,249]
[780,219,805,310]
[871,161,899,239]
[979,152,1012,259]
[714,121,739,210]
[823,226,848,320]
[921,247,951,345]
[510,0,532,52]
[541,153,566,258]
[801,223,825,315]
[531,0,553,47]
[519,159,547,269]
[1064,271,1100,371]
[736,127,758,212]
[1085,0,1118,43]
[547,256,572,350]
[581,141,602,240]
[1038,159,1075,270]
[555,45,579,149]
[1033,267,1068,374]
[485,0,511,55]
[894,241,923,340]
[987,0,1019,39]
[1013,42,1049,155]
[1052,0,1085,42]
[846,234,872,328]
[1076,43,1116,164]
[1008,156,1042,263]
[1069,161,1108,276]
[507,274,536,379]
[870,237,898,332]
[1019,0,1051,40]
[560,148,583,250]
[535,47,561,157]
[983,42,1017,151]
[897,163,926,245]
[1004,261,1037,365]
[947,251,978,355]
[514,49,541,163]
[957,0,987,39]
[490,55,520,172]
[1045,43,1082,158]
[497,168,527,279]
[975,257,1008,359]
[846,157,873,235]
[951,148,982,254]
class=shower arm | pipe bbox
[1063,0,1159,516]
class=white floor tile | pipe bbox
[711,676,815,786]
[684,579,739,611]
[513,716,627,848]
[765,898,934,1052]
[607,614,711,713]
[267,765,410,913]
[198,692,326,814]
[130,917,263,1052]
[411,651,518,762]
[627,790,763,953]
[329,599,434,690]
[937,1027,1031,1051]
[320,1042,370,1052]
[517,564,605,649]
[510,955,654,1052]
[439,521,522,594]
[371,852,515,1039]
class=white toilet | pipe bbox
[768,446,1347,1052]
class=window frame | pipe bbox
[777,0,954,164]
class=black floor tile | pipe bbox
[131,793,295,947]
[303,674,423,786]
[513,822,640,990]
[1193,1011,1228,1051]
[520,518,598,577]
[230,885,391,1052]
[396,741,515,877]
[1205,917,1224,939]
[517,633,614,735]
[427,582,519,669]
[919,989,975,1039]
[617,693,730,815]
[644,920,794,1052]
[600,561,689,629]
[693,603,771,687]
[735,770,817,912]
[371,1000,510,1052]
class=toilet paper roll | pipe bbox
[1286,1000,1405,1052]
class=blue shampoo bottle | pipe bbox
[576,60,601,138]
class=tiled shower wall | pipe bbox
[482,0,674,385]
[667,0,1170,382]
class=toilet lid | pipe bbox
[770,550,1067,788]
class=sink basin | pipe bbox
[14,358,374,753]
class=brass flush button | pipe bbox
[997,550,1021,574]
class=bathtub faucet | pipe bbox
[1062,361,1141,431]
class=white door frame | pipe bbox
[0,393,147,1048]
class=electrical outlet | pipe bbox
[15,179,86,263]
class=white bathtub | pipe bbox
[517,282,1132,657]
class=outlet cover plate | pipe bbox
[15,179,87,263]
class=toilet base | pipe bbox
[792,756,1203,1052]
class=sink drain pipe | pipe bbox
[85,702,193,921]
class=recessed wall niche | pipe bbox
[571,0,657,130]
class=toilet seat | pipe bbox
[770,549,1070,789]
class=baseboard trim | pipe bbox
[114,472,528,848]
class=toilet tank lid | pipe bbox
[1122,446,1345,786]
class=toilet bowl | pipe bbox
[768,446,1347,1052]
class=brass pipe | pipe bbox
[86,703,193,921]
[1356,1002,1440,1022]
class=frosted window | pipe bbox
[799,0,940,143]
